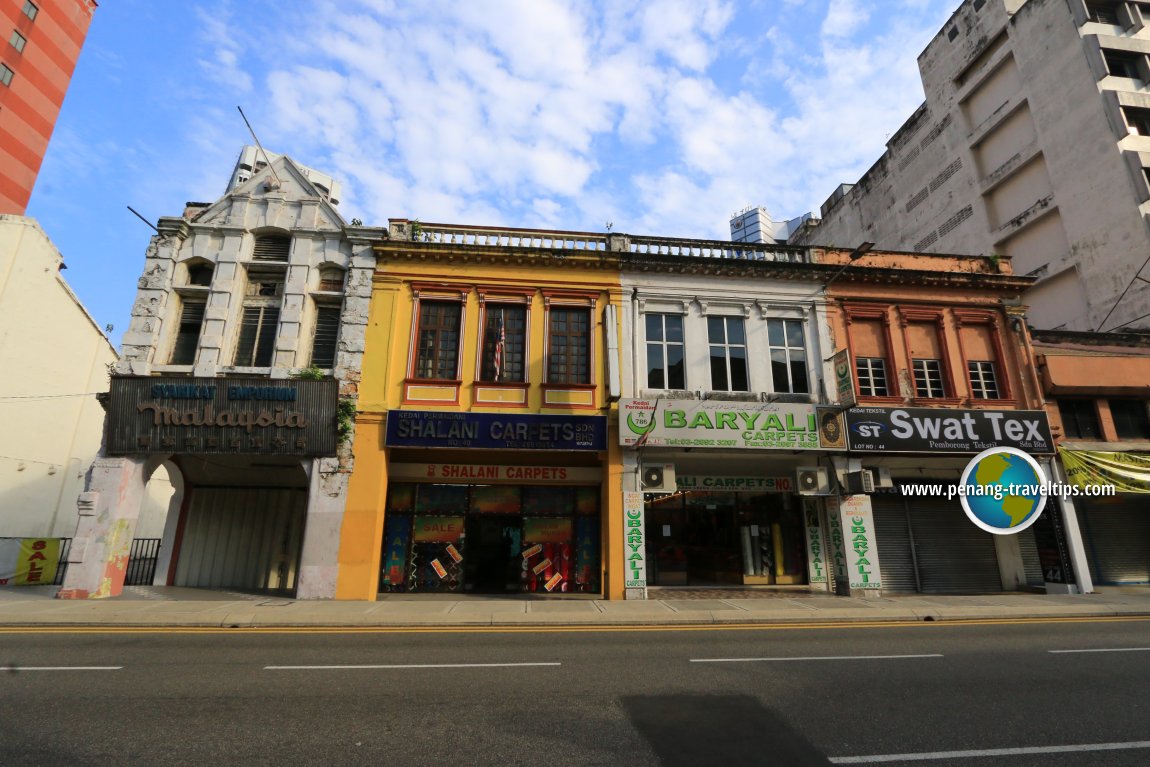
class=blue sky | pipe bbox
[28,0,958,346]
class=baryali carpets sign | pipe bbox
[619,399,845,450]
[845,407,1053,455]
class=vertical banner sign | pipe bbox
[833,349,856,409]
[381,516,413,588]
[803,499,828,587]
[623,491,647,594]
[825,498,849,588]
[0,538,61,585]
[840,495,882,590]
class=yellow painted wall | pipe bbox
[337,247,624,599]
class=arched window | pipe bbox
[252,234,291,262]
[186,262,213,287]
[318,266,345,292]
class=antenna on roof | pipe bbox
[126,205,160,233]
[237,105,282,191]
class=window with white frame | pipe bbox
[646,313,685,390]
[913,359,946,398]
[767,318,808,394]
[967,360,1000,399]
[856,357,889,397]
[708,316,749,392]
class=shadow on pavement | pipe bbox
[621,693,830,766]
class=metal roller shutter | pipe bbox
[1017,526,1045,588]
[1081,498,1150,585]
[872,496,918,593]
[175,487,307,592]
[909,499,1002,594]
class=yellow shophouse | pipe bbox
[337,221,626,599]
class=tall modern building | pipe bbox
[791,0,1150,333]
[0,0,97,214]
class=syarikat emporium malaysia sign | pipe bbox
[619,399,846,450]
[105,377,338,456]
[845,407,1054,455]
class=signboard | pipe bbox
[1060,449,1150,493]
[619,399,846,450]
[840,495,882,590]
[523,518,573,543]
[833,349,856,409]
[825,498,848,586]
[381,516,412,587]
[0,538,61,585]
[1032,506,1076,586]
[803,499,828,586]
[106,377,338,456]
[386,411,606,451]
[623,491,647,593]
[845,407,1054,455]
[388,463,601,484]
[412,517,464,543]
[677,475,793,493]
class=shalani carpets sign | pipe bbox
[619,399,845,450]
[0,538,61,585]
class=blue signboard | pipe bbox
[386,410,607,451]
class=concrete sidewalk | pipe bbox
[1,586,1149,628]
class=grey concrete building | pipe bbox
[791,0,1150,333]
[60,149,381,600]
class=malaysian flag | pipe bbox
[493,310,506,381]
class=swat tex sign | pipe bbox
[845,407,1054,455]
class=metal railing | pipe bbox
[46,537,161,587]
[395,221,811,264]
[627,235,809,263]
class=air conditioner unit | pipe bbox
[796,466,831,496]
[844,470,875,494]
[874,467,893,489]
[641,463,677,493]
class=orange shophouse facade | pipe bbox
[1034,329,1150,591]
[821,247,1064,594]
[336,222,626,600]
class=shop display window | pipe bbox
[379,482,600,595]
[416,484,469,515]
[471,485,522,514]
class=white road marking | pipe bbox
[4,666,122,671]
[264,662,561,670]
[830,740,1150,764]
[690,654,943,663]
[1049,647,1150,654]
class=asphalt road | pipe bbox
[2,619,1149,766]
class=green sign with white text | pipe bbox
[620,399,844,450]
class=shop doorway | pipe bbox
[465,515,521,593]
[645,491,809,587]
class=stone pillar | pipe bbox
[295,457,347,599]
[993,533,1027,591]
[1049,458,1095,595]
[57,457,147,599]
